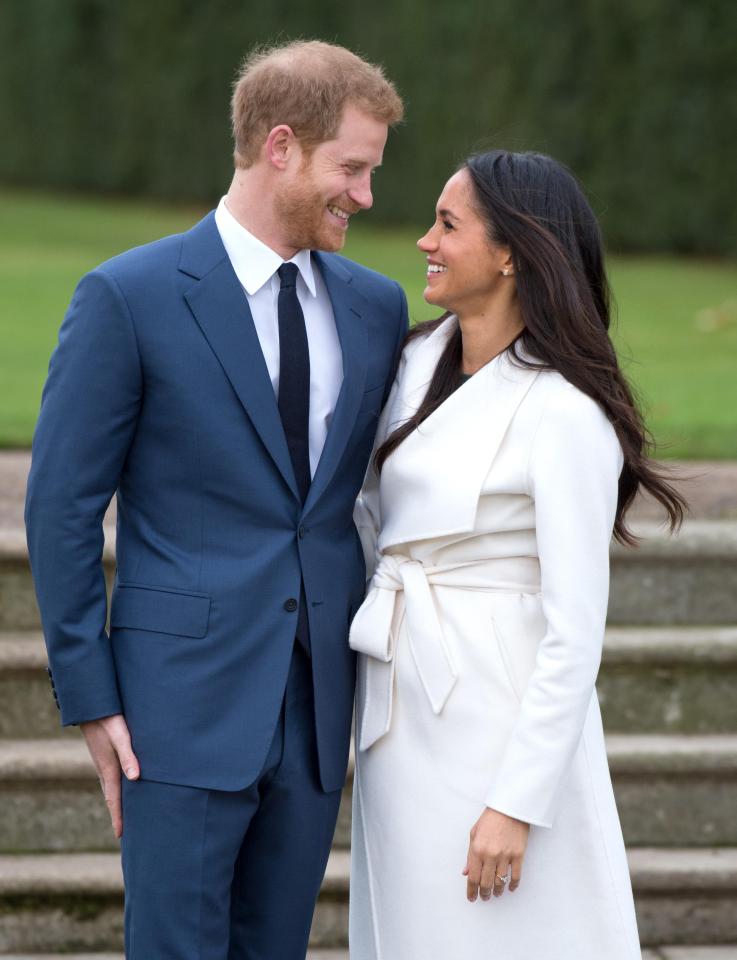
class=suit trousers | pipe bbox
[120,642,343,959]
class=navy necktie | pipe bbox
[277,263,311,656]
[277,263,311,504]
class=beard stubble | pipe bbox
[273,161,348,253]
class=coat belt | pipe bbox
[349,553,540,751]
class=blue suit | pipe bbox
[25,211,408,957]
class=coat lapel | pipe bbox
[304,253,368,514]
[378,316,540,549]
[180,214,300,501]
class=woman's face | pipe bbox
[417,168,511,315]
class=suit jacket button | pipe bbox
[284,598,298,613]
[298,525,306,539]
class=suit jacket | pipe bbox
[25,211,408,793]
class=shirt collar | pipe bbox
[214,196,317,297]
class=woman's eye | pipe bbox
[442,219,454,230]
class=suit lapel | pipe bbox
[180,215,300,501]
[304,253,368,514]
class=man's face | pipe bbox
[275,104,388,252]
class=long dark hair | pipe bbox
[376,150,685,545]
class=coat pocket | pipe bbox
[491,617,523,703]
[490,593,546,703]
[111,583,211,638]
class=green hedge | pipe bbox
[1,0,735,253]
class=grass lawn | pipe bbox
[2,188,736,457]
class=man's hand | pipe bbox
[463,807,530,902]
[80,714,140,839]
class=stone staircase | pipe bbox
[1,519,737,957]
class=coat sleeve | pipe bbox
[24,268,143,727]
[484,384,623,828]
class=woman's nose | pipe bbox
[417,229,435,251]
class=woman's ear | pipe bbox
[500,251,515,277]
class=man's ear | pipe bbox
[264,124,300,170]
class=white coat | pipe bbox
[348,315,641,959]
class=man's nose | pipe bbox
[349,173,373,210]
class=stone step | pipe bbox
[4,521,737,630]
[607,735,737,846]
[0,631,76,739]
[0,850,349,953]
[0,739,114,854]
[0,956,350,960]
[1,849,737,950]
[7,954,737,960]
[5,954,737,960]
[0,738,352,855]
[609,521,737,625]
[4,625,737,741]
[631,848,737,946]
[0,530,114,631]
[599,626,737,733]
[8,944,737,960]
[0,531,42,631]
[1,734,736,854]
[649,951,737,959]
[8,456,735,530]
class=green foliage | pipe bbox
[0,0,735,253]
[2,189,736,456]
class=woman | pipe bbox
[348,150,684,959]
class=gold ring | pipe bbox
[494,873,508,885]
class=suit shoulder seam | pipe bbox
[92,267,144,369]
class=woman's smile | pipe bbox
[426,258,448,280]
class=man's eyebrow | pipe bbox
[343,158,382,168]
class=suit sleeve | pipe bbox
[484,385,623,827]
[353,377,399,581]
[24,268,143,726]
[354,284,409,581]
[386,281,410,403]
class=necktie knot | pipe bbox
[278,262,299,289]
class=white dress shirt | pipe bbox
[214,196,344,478]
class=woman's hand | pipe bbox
[463,807,530,901]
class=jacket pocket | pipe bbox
[111,583,211,638]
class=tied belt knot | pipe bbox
[349,552,541,751]
[349,553,459,752]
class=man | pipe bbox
[25,40,406,958]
